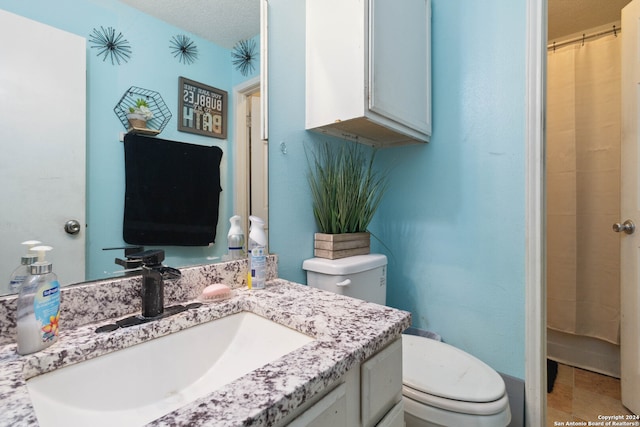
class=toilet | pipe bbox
[302,254,512,427]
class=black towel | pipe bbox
[123,134,223,246]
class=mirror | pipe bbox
[0,0,265,296]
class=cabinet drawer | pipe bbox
[287,382,347,427]
[361,337,403,427]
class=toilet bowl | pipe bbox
[302,254,512,427]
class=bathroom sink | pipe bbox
[26,312,315,427]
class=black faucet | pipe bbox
[128,249,181,318]
[103,246,145,276]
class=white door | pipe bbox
[0,10,86,292]
[621,0,640,415]
[250,94,269,247]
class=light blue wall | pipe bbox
[5,0,527,379]
[1,1,259,281]
[268,0,526,379]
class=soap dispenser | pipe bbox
[8,240,41,293]
[227,215,245,260]
[16,245,60,355]
[248,215,267,289]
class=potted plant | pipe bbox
[126,98,154,129]
[307,141,388,259]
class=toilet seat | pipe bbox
[402,334,509,415]
[403,384,510,415]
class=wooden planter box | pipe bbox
[314,232,370,260]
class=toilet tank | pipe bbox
[302,254,387,305]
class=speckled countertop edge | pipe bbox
[0,275,411,427]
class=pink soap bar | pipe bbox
[202,283,231,298]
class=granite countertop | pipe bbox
[0,278,410,427]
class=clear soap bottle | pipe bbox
[248,216,267,290]
[17,246,61,355]
[8,240,41,293]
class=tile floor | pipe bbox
[547,362,635,426]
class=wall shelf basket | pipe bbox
[114,86,172,134]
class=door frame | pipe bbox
[233,76,261,234]
[525,0,546,425]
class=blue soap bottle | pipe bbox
[16,246,61,355]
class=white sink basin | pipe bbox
[26,311,315,427]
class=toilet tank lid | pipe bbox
[302,254,387,275]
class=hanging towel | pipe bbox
[123,134,223,246]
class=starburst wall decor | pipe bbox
[170,35,198,65]
[88,26,132,65]
[232,39,258,76]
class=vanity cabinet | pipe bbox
[284,337,403,427]
[305,0,431,147]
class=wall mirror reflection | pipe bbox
[0,0,268,296]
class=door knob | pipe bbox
[64,219,81,235]
[613,219,635,235]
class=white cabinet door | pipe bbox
[361,338,403,427]
[368,0,431,135]
[305,0,365,130]
[0,10,86,292]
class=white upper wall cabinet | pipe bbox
[306,0,431,147]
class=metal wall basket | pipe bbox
[114,86,172,135]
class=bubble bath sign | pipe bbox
[178,76,228,139]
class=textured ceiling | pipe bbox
[118,0,259,49]
[120,0,632,49]
[548,0,632,40]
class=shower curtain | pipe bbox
[546,30,622,376]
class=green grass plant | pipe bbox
[307,142,388,234]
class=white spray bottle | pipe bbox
[227,215,245,260]
[248,215,267,289]
[17,245,61,355]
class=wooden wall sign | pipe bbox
[178,76,227,139]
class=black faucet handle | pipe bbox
[128,249,165,266]
[114,257,142,269]
[123,246,145,257]
[103,245,145,255]
[104,246,146,274]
